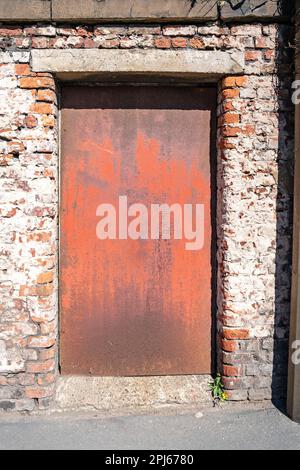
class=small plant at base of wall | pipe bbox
[209,374,228,406]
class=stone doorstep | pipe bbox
[53,375,212,412]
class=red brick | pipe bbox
[221,339,237,352]
[101,39,119,48]
[245,51,261,61]
[36,255,55,268]
[37,271,54,284]
[0,154,14,166]
[19,285,37,297]
[32,37,49,49]
[223,365,242,377]
[15,64,31,76]
[19,77,55,90]
[223,126,242,137]
[223,101,235,112]
[24,27,37,36]
[19,374,35,386]
[0,27,22,37]
[36,283,54,296]
[41,321,57,335]
[30,103,53,115]
[42,115,55,128]
[25,386,54,399]
[223,113,240,124]
[38,297,52,310]
[15,38,30,48]
[189,37,205,49]
[222,77,236,88]
[8,141,25,154]
[1,207,17,218]
[243,125,255,135]
[222,89,240,100]
[37,373,56,386]
[7,376,19,386]
[28,336,56,349]
[27,232,52,242]
[264,50,274,61]
[29,206,56,217]
[154,37,171,49]
[48,37,66,48]
[223,329,250,340]
[76,27,90,37]
[255,37,270,49]
[171,37,188,48]
[83,38,95,48]
[235,76,248,87]
[43,168,55,178]
[27,359,55,373]
[25,115,38,129]
[222,377,245,390]
[39,347,56,361]
[20,282,54,297]
[220,140,236,150]
[223,76,247,88]
[37,89,56,102]
[0,376,8,386]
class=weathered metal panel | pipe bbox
[60,86,215,376]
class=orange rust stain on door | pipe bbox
[60,86,216,376]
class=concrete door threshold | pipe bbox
[53,375,212,412]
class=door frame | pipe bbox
[57,80,218,377]
[28,46,247,406]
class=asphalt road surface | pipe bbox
[0,404,299,450]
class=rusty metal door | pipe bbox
[60,86,215,376]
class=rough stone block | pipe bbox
[0,0,51,21]
[220,0,294,21]
[31,49,245,76]
[52,0,218,22]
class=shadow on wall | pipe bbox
[220,0,294,16]
[273,20,295,411]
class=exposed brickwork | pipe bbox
[0,43,58,411]
[217,23,294,400]
[0,20,294,410]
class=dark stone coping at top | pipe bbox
[0,0,295,24]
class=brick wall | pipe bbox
[0,20,294,411]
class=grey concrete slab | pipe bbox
[0,405,300,450]
[31,49,245,77]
